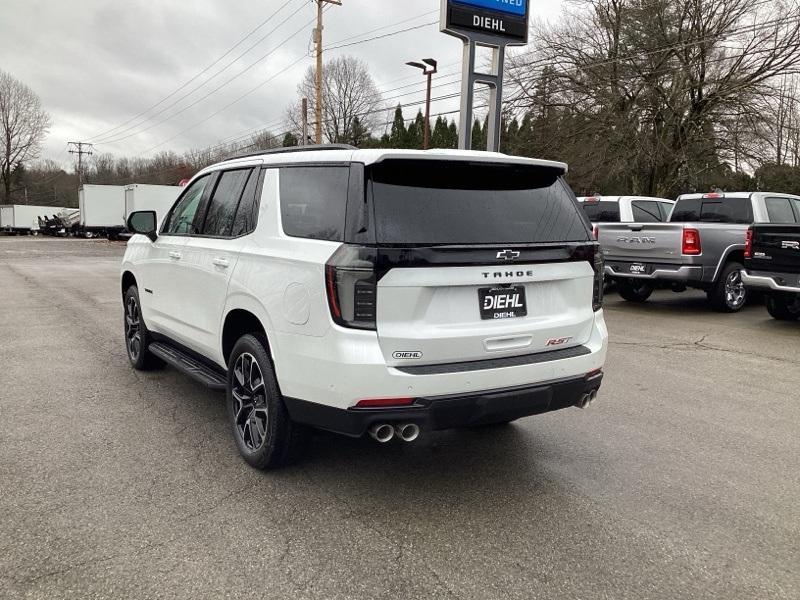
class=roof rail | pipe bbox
[222,144,357,162]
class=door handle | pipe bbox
[212,257,230,268]
[168,251,182,260]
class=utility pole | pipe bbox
[314,0,341,144]
[301,97,308,146]
[68,141,94,188]
[406,58,438,149]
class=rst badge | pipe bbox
[781,240,800,250]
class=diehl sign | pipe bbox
[442,0,529,43]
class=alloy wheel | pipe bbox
[725,269,746,309]
[231,352,269,452]
[125,295,141,360]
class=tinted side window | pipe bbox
[280,166,349,241]
[201,169,252,237]
[766,197,798,223]
[700,199,753,223]
[581,201,620,222]
[231,168,264,237]
[163,175,210,235]
[670,199,701,222]
[631,200,662,223]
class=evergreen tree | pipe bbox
[388,105,407,147]
[448,122,459,149]
[431,116,448,148]
[282,132,298,147]
[406,110,425,149]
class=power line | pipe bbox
[325,20,437,51]
[324,9,437,47]
[91,0,310,144]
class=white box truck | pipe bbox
[124,184,180,228]
[0,204,67,233]
[78,185,126,238]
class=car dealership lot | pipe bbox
[1,237,798,600]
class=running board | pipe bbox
[148,342,227,391]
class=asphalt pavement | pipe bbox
[1,236,798,600]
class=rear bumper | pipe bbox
[605,262,703,282]
[284,371,604,437]
[742,270,800,293]
[271,311,607,411]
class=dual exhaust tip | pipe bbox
[577,389,599,409]
[368,422,420,443]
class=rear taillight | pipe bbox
[744,228,753,258]
[325,244,378,330]
[682,228,701,255]
[574,244,604,311]
[592,224,599,240]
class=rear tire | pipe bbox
[617,279,654,303]
[765,294,800,321]
[123,285,164,370]
[226,334,309,470]
[708,262,747,312]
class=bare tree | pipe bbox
[0,70,51,201]
[507,0,800,195]
[287,55,383,144]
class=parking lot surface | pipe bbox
[1,236,799,600]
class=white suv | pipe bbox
[121,146,608,469]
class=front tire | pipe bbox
[226,334,308,470]
[765,293,800,321]
[708,262,747,312]
[617,279,654,303]
[123,285,163,370]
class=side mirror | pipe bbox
[127,210,158,242]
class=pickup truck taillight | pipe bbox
[682,228,702,255]
[325,245,377,330]
[744,228,753,258]
[592,224,599,240]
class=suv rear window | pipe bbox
[670,197,753,224]
[368,160,589,245]
[581,201,620,222]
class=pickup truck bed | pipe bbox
[742,224,800,320]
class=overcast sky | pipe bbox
[1,0,564,168]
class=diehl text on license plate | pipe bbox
[479,286,527,320]
[629,263,648,274]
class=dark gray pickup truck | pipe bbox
[599,192,800,312]
[743,221,800,321]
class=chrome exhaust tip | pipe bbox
[395,423,420,442]
[577,390,599,409]
[368,423,395,443]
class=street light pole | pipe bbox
[406,58,438,150]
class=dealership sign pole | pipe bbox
[440,0,530,151]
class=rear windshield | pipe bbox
[581,201,620,222]
[368,160,589,245]
[670,197,753,224]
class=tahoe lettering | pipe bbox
[482,270,534,278]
